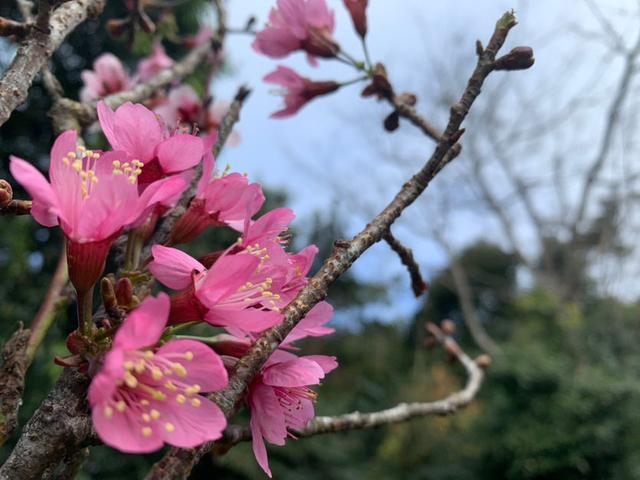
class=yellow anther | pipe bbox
[272,294,280,300]
[142,413,151,423]
[72,159,83,172]
[185,385,201,396]
[151,367,163,381]
[128,176,137,184]
[262,291,273,297]
[142,427,153,437]
[152,391,166,401]
[135,360,145,374]
[112,169,123,175]
[116,401,126,412]
[68,152,77,159]
[85,150,93,157]
[176,394,186,404]
[63,156,71,166]
[77,145,85,152]
[124,373,138,388]
[190,398,201,408]
[124,361,135,371]
[150,409,160,420]
[164,380,177,392]
[104,406,113,418]
[91,176,99,184]
[112,160,121,168]
[140,399,150,406]
[93,152,101,159]
[184,351,194,361]
[172,363,187,378]
[165,422,175,432]
[144,351,154,359]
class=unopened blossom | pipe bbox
[98,101,205,188]
[264,66,340,118]
[89,293,228,453]
[343,0,368,38]
[80,53,132,102]
[253,0,339,65]
[149,246,283,332]
[154,86,240,144]
[9,130,186,295]
[169,141,264,245]
[136,42,174,82]
[249,350,338,477]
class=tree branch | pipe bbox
[0,0,106,127]
[0,326,30,446]
[145,11,518,479]
[383,230,428,297]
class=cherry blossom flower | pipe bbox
[89,293,228,453]
[9,130,186,295]
[136,43,174,82]
[80,53,132,102]
[264,66,339,118]
[154,86,240,144]
[97,101,205,188]
[169,142,264,245]
[253,0,339,65]
[149,246,283,333]
[343,0,368,38]
[249,349,337,477]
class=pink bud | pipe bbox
[343,0,369,38]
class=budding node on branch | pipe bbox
[494,46,535,71]
[0,180,13,208]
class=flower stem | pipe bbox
[77,286,94,339]
[361,37,373,70]
[339,76,369,88]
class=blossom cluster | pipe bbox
[253,0,370,118]
[5,0,384,475]
[11,96,336,476]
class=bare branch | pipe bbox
[384,230,428,297]
[571,25,640,236]
[0,0,106,127]
[145,12,519,479]
[0,199,32,216]
[0,326,30,446]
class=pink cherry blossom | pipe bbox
[169,142,264,245]
[80,53,132,102]
[249,349,338,477]
[97,101,204,188]
[136,43,174,82]
[253,0,339,65]
[149,245,283,333]
[89,293,228,453]
[264,66,339,118]
[343,0,368,38]
[154,86,240,143]
[9,130,185,295]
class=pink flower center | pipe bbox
[62,147,101,199]
[274,386,317,431]
[100,349,203,438]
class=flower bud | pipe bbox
[361,63,393,100]
[343,0,369,38]
[0,179,12,208]
[441,319,456,335]
[494,46,535,71]
[115,277,134,307]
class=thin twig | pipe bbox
[0,199,32,216]
[383,230,428,297]
[26,248,69,363]
[145,12,518,479]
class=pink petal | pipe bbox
[198,254,260,305]
[149,245,205,290]
[156,339,228,392]
[250,383,287,445]
[9,156,58,227]
[92,401,164,454]
[262,357,325,387]
[205,308,282,333]
[251,414,273,478]
[303,355,338,374]
[284,301,334,344]
[113,293,170,350]
[154,395,226,448]
[156,134,204,174]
